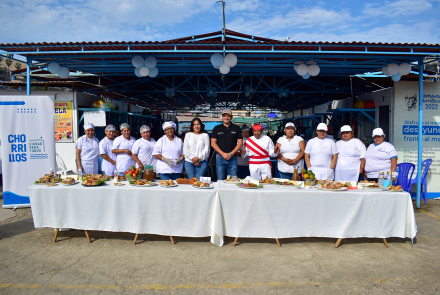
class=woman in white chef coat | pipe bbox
[131,125,157,170]
[334,125,366,183]
[99,124,117,176]
[364,128,398,183]
[183,118,210,180]
[304,123,338,180]
[153,121,185,180]
[112,123,136,175]
[76,123,100,174]
[276,122,305,179]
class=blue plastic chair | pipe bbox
[409,158,432,204]
[396,163,415,193]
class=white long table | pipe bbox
[28,182,219,244]
[210,181,417,247]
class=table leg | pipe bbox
[275,238,281,247]
[133,234,139,245]
[84,230,91,243]
[170,236,174,245]
[383,238,389,248]
[233,237,239,246]
[53,228,59,243]
[335,238,342,248]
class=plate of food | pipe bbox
[192,181,213,189]
[45,183,58,187]
[81,179,106,187]
[117,175,126,181]
[61,177,79,186]
[82,174,111,182]
[130,180,157,186]
[236,182,263,189]
[34,174,62,185]
[321,183,348,191]
[362,185,385,192]
[260,177,276,185]
[276,181,302,189]
[224,176,241,184]
[177,177,197,185]
[385,185,405,192]
[158,179,178,187]
[113,182,125,186]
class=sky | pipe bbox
[0,0,439,44]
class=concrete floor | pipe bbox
[0,197,439,294]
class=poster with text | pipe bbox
[393,81,440,195]
[54,101,73,142]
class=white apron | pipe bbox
[135,138,157,171]
[80,137,99,174]
[154,136,183,174]
[309,138,333,180]
[100,137,117,176]
[335,140,362,183]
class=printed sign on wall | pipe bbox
[54,101,73,142]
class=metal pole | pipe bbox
[416,58,424,209]
[26,57,32,95]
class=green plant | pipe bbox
[14,62,22,70]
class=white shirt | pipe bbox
[277,135,304,173]
[237,137,249,166]
[304,137,338,180]
[99,137,117,172]
[131,138,157,169]
[335,138,366,182]
[243,135,277,162]
[183,132,210,163]
[365,142,397,178]
[112,135,136,172]
[152,135,184,174]
[76,135,99,161]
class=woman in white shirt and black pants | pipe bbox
[183,118,210,180]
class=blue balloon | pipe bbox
[391,73,401,81]
[302,73,310,79]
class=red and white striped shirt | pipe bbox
[244,135,277,165]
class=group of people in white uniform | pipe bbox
[76,110,398,183]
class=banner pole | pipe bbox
[416,58,424,209]
[26,57,31,95]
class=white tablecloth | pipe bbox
[211,181,417,246]
[28,182,220,244]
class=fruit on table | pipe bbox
[130,166,135,170]
[301,168,307,174]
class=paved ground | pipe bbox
[0,195,439,294]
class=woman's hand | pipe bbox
[192,157,199,164]
[282,157,291,164]
[124,149,132,155]
[195,162,201,167]
[289,159,298,165]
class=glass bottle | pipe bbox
[292,168,300,181]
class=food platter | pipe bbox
[362,186,385,192]
[113,183,125,186]
[45,183,58,187]
[223,180,240,184]
[193,185,214,189]
[61,181,79,186]
[161,184,178,188]
[321,187,348,192]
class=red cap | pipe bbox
[252,124,263,130]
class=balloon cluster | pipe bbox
[165,87,175,97]
[278,88,290,98]
[132,56,159,78]
[48,62,70,78]
[210,53,238,74]
[206,86,218,98]
[382,63,411,82]
[244,86,255,97]
[294,60,320,79]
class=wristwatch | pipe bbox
[229,152,233,157]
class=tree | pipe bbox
[14,62,22,70]
[5,58,12,69]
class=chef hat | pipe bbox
[241,124,250,131]
[84,123,94,130]
[162,121,177,131]
[252,124,263,130]
[120,123,131,130]
[140,125,151,133]
[316,123,328,131]
[105,124,116,132]
[340,125,353,133]
[372,128,386,137]
[285,122,295,129]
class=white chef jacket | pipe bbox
[183,132,210,163]
[76,135,100,174]
[237,137,249,166]
[99,137,117,175]
[304,137,338,180]
[277,135,304,173]
[112,135,136,172]
[335,138,366,183]
[365,142,397,178]
[131,138,157,170]
[152,135,184,174]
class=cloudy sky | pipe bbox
[1,0,439,44]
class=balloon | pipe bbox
[206,87,211,91]
[166,87,170,92]
[296,64,308,76]
[284,88,290,93]
[209,90,213,95]
[212,87,217,91]
[387,63,399,76]
[144,56,157,69]
[135,68,143,77]
[249,88,254,94]
[294,60,304,71]
[48,62,60,74]
[148,67,159,77]
[245,92,250,97]
[58,67,70,78]
[219,63,230,74]
[171,92,175,97]
[302,73,310,79]
[212,92,217,98]
[211,53,224,67]
[382,66,390,76]
[306,60,317,65]
[139,67,149,77]
[391,73,401,81]
[399,63,411,75]
[213,64,220,69]
[245,86,250,91]
[308,64,320,76]
[132,55,144,68]
[278,92,282,98]
[224,53,237,67]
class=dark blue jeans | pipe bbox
[184,160,208,180]
[278,171,293,180]
[159,173,181,180]
[216,155,237,180]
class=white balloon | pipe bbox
[245,92,250,97]
[284,88,290,93]
[399,63,411,75]
[171,92,175,97]
[382,66,390,76]
[165,87,170,92]
[144,56,157,69]
[132,55,144,68]
[170,87,175,92]
[294,60,304,71]
[212,92,217,98]
[245,86,250,91]
[213,64,220,69]
[148,67,159,77]
[219,63,230,74]
[387,63,399,76]
[135,68,143,77]
[211,53,224,67]
[139,67,149,77]
[391,73,401,82]
[302,73,310,79]
[58,67,70,78]
[48,62,60,74]
[296,64,308,76]
[306,60,317,65]
[249,88,255,94]
[278,93,282,98]
[224,53,237,68]
[308,64,320,76]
